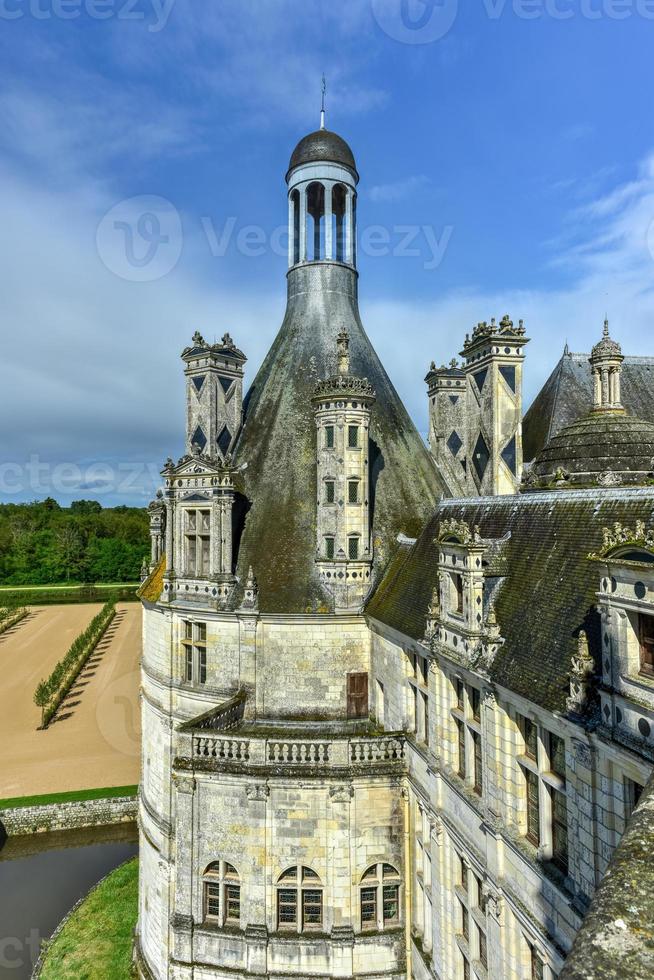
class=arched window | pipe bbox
[306,182,325,261]
[332,183,347,262]
[276,866,323,932]
[360,863,401,931]
[202,861,240,927]
[290,188,300,265]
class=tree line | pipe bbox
[0,499,149,585]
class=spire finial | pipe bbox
[320,73,326,130]
[603,315,610,338]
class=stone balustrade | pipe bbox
[189,732,406,773]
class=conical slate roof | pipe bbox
[233,264,445,613]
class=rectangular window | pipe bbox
[324,537,335,560]
[551,787,569,873]
[479,928,488,969]
[348,537,359,560]
[523,716,538,760]
[197,622,207,642]
[456,718,466,779]
[198,648,207,685]
[184,620,193,640]
[549,733,566,781]
[185,647,193,683]
[456,678,465,711]
[325,481,335,504]
[472,730,483,795]
[347,480,359,503]
[226,885,240,922]
[460,901,469,941]
[361,887,377,927]
[625,777,644,817]
[325,425,335,449]
[453,573,464,614]
[526,769,540,846]
[458,854,468,889]
[471,687,481,722]
[348,424,359,448]
[422,691,429,747]
[639,614,654,674]
[530,945,544,980]
[302,889,322,928]
[205,882,220,919]
[347,672,369,719]
[382,884,399,924]
[277,889,297,928]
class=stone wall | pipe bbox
[0,794,137,837]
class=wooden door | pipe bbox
[347,672,369,719]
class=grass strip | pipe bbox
[0,784,138,811]
[38,857,138,980]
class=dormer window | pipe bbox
[185,508,211,577]
[639,614,654,676]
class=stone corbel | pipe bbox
[246,783,270,802]
[329,783,354,804]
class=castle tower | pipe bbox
[313,328,376,612]
[590,318,624,413]
[425,359,468,497]
[183,331,246,459]
[460,315,529,496]
[137,108,444,980]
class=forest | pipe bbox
[0,499,149,585]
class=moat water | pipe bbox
[0,823,138,979]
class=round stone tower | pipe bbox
[136,113,443,980]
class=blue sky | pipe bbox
[1,0,654,504]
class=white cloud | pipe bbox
[369,175,430,202]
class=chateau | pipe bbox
[136,121,654,979]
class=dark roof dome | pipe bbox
[287,129,357,179]
[524,411,654,491]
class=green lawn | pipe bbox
[39,858,138,980]
[0,785,138,810]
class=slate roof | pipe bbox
[287,129,358,179]
[366,488,654,713]
[523,352,654,462]
[232,263,446,614]
[529,411,654,488]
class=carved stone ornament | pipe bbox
[597,470,623,488]
[483,886,504,924]
[173,773,196,794]
[572,738,594,769]
[438,519,482,546]
[246,783,269,802]
[589,521,654,560]
[566,630,596,715]
[241,565,259,611]
[329,783,354,804]
[430,816,444,845]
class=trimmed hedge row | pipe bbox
[0,584,138,607]
[34,601,116,728]
[0,606,28,636]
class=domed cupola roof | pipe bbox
[287,129,358,180]
[524,412,654,490]
[523,320,654,490]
